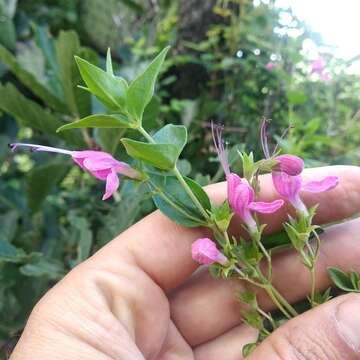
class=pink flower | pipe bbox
[311,57,326,74]
[212,124,284,232]
[191,238,228,265]
[228,173,283,231]
[265,62,276,71]
[273,154,304,176]
[272,172,339,215]
[260,119,304,176]
[9,143,141,200]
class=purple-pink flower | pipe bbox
[311,57,326,74]
[191,238,228,265]
[272,171,339,215]
[9,143,141,200]
[260,120,304,176]
[227,173,283,231]
[212,125,284,232]
[265,62,276,71]
[273,154,304,176]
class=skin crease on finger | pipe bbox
[9,165,360,360]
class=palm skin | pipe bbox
[10,166,360,360]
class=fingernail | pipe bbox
[336,296,360,352]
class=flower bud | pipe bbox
[274,154,304,176]
[191,238,228,265]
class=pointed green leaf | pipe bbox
[26,162,70,213]
[75,56,128,111]
[121,139,179,170]
[57,114,133,132]
[328,267,360,292]
[122,124,187,170]
[0,44,66,112]
[55,30,81,116]
[153,124,187,150]
[148,173,207,227]
[242,343,257,358]
[0,83,82,146]
[127,46,170,123]
[106,48,114,75]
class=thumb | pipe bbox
[249,293,360,359]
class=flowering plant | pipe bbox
[8,47,357,356]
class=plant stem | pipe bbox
[270,286,298,317]
[310,266,316,305]
[173,166,211,221]
[138,126,156,143]
[138,125,211,223]
[264,285,292,319]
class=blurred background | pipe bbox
[0,0,359,355]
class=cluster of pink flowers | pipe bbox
[191,122,339,266]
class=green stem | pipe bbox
[172,166,210,221]
[271,286,298,317]
[310,266,316,305]
[264,285,292,319]
[151,185,206,225]
[138,125,211,223]
[138,126,156,143]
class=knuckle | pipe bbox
[268,324,341,360]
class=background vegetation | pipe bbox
[0,0,359,355]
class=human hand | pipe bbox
[10,166,360,359]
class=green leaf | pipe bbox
[0,240,25,263]
[148,173,208,227]
[0,44,66,112]
[122,124,187,169]
[20,257,65,280]
[0,210,18,243]
[238,289,258,308]
[328,267,360,292]
[68,215,93,264]
[0,83,82,146]
[287,90,307,105]
[184,176,211,211]
[57,114,133,132]
[75,55,128,111]
[127,46,170,123]
[26,162,70,213]
[242,343,257,358]
[122,139,179,170]
[55,30,81,116]
[106,48,114,75]
[153,124,187,150]
[211,201,233,232]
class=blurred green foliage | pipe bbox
[0,0,359,353]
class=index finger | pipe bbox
[92,165,360,292]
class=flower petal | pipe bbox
[83,157,118,171]
[72,150,116,170]
[102,170,120,200]
[301,176,339,193]
[231,181,254,218]
[272,172,302,200]
[248,199,284,214]
[274,154,304,176]
[92,169,111,180]
[191,238,228,265]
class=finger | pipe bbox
[248,293,360,359]
[94,166,360,292]
[170,217,360,345]
[194,325,257,360]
